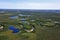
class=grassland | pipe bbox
[0,10,60,40]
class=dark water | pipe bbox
[8,25,20,33]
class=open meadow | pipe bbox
[0,10,60,40]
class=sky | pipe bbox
[0,0,60,9]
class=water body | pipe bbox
[20,18,26,20]
[8,25,20,33]
[9,16,18,19]
[19,14,31,16]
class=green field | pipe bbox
[0,10,60,40]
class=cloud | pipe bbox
[16,3,60,9]
[0,2,60,9]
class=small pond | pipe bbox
[20,18,26,21]
[19,14,31,16]
[8,25,20,33]
[9,16,18,19]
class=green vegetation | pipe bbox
[0,35,9,40]
[0,10,60,40]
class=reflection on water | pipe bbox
[9,16,18,19]
[9,14,32,23]
[22,21,29,23]
[19,14,31,16]
[20,18,26,20]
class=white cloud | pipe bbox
[0,2,60,9]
